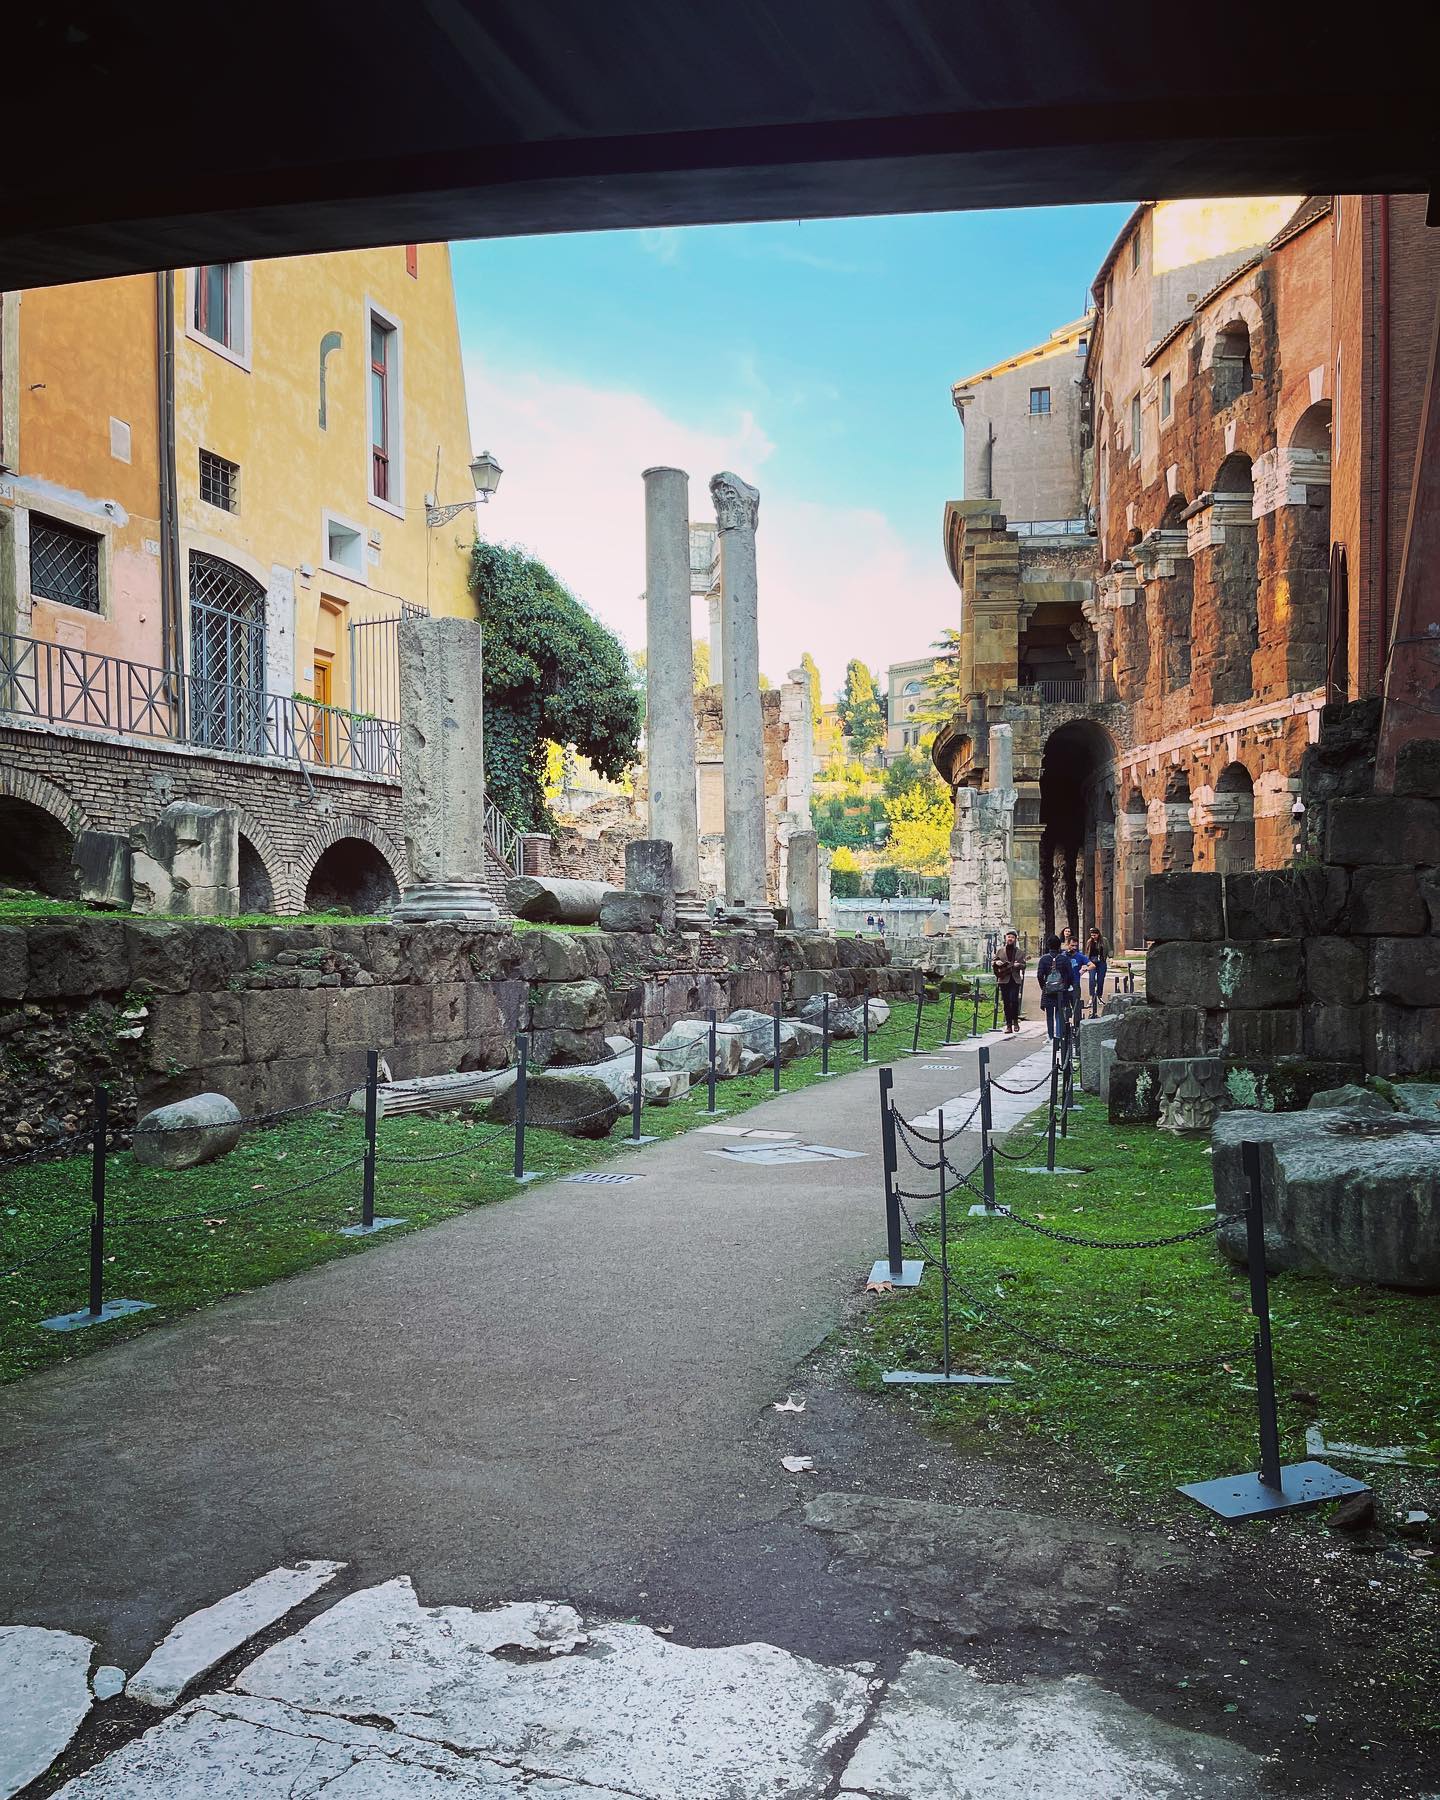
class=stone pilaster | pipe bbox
[392,616,502,924]
[710,470,772,927]
[785,829,821,931]
[642,466,705,922]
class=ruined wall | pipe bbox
[0,917,905,1150]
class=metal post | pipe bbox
[88,1085,108,1318]
[1060,1030,1072,1139]
[867,1066,921,1286]
[1046,1038,1059,1173]
[513,1035,530,1179]
[937,1107,950,1378]
[945,984,957,1043]
[631,1030,645,1138]
[911,969,924,1054]
[978,1044,996,1213]
[1244,1141,1284,1491]
[971,982,980,1037]
[706,1008,720,1112]
[773,1000,783,1092]
[991,983,1000,1031]
[821,994,831,1075]
[861,980,871,1065]
[361,1049,378,1229]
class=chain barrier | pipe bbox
[112,1155,368,1228]
[988,1069,1054,1096]
[983,1203,1226,1251]
[0,1131,98,1174]
[1,1226,90,1281]
[990,1132,1050,1162]
[374,1124,510,1166]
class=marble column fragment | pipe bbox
[710,470,771,926]
[786,830,821,931]
[643,467,705,923]
[392,616,501,923]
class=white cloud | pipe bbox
[463,357,956,697]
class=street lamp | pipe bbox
[425,450,503,527]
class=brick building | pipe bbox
[933,194,1440,956]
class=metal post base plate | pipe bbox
[868,1258,924,1288]
[622,1134,659,1147]
[1177,1460,1368,1521]
[340,1216,406,1237]
[41,1298,154,1333]
[968,1204,999,1218]
[1017,1166,1085,1176]
[882,1370,1012,1386]
[512,1171,543,1183]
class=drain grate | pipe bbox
[709,1141,866,1166]
[558,1171,643,1184]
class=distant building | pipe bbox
[884,655,938,759]
[952,315,1093,529]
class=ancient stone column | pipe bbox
[625,837,676,932]
[785,829,821,931]
[710,470,771,927]
[392,615,502,924]
[643,467,705,924]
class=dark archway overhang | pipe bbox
[0,2,1431,290]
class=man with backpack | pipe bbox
[1035,934,1075,1044]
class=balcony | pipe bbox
[1020,677,1087,704]
[0,632,399,779]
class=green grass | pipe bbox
[855,1102,1440,1499]
[0,892,381,928]
[0,990,966,1384]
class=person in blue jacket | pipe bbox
[1035,935,1075,1042]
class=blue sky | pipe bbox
[454,204,1130,696]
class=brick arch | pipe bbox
[230,809,291,912]
[295,816,408,907]
[0,767,95,838]
[1199,291,1265,372]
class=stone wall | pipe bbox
[0,916,904,1149]
[1117,731,1440,1117]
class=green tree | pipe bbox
[871,865,900,900]
[882,778,953,877]
[830,844,861,899]
[472,541,642,830]
[837,660,884,756]
[882,748,933,800]
[692,639,711,691]
[919,628,966,730]
[799,651,823,719]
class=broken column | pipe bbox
[624,837,677,932]
[643,466,706,926]
[710,469,771,927]
[786,829,821,931]
[392,615,502,924]
[129,803,238,916]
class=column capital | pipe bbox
[710,470,760,534]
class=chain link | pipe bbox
[114,1155,366,1228]
[0,1226,90,1280]
[988,1069,1055,1096]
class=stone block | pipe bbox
[1394,738,1440,798]
[801,934,838,970]
[244,989,326,1063]
[25,922,129,999]
[624,839,676,930]
[404,925,466,985]
[0,927,28,1001]
[1369,936,1440,1009]
[788,968,835,1001]
[534,1028,613,1067]
[1076,1016,1111,1094]
[123,923,194,994]
[1304,937,1367,1006]
[73,830,132,910]
[1113,1005,1206,1062]
[506,875,612,925]
[1160,940,1301,1010]
[1346,867,1428,936]
[129,801,239,916]
[1142,872,1224,942]
[520,930,586,983]
[133,1093,243,1169]
[364,925,408,984]
[1216,1009,1302,1058]
[147,992,244,1073]
[1327,796,1440,867]
[1096,1036,1119,1104]
[530,978,609,1032]
[487,1071,622,1138]
[324,985,396,1051]
[188,924,247,990]
[393,983,435,1045]
[1421,869,1440,936]
[1303,1002,1367,1065]
[598,891,666,934]
[1108,1062,1160,1123]
[1223,866,1348,938]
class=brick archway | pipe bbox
[0,768,95,899]
[295,817,408,914]
[0,767,94,839]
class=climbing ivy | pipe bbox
[471,542,642,830]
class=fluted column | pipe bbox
[710,470,771,926]
[643,466,704,922]
[392,615,502,923]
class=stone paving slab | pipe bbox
[0,1625,94,1800]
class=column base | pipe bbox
[392,882,505,926]
[716,904,777,932]
[673,890,711,930]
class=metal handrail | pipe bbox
[485,798,523,873]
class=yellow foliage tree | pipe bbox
[882,781,952,876]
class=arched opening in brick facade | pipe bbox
[1037,719,1115,943]
[1213,762,1255,874]
[0,796,75,898]
[1289,401,1332,454]
[1161,770,1194,873]
[1119,786,1150,945]
[1212,321,1254,405]
[1208,453,1258,706]
[304,837,400,915]
[238,835,275,915]
[1160,492,1188,528]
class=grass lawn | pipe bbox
[0,990,964,1384]
[854,1101,1440,1501]
[0,892,381,928]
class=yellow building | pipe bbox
[0,246,494,913]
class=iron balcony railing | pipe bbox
[485,798,523,874]
[0,630,399,778]
[1011,517,1094,538]
[1020,677,1087,704]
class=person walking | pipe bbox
[992,930,1026,1035]
[1085,928,1108,1011]
[1035,934,1075,1044]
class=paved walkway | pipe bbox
[0,1024,1047,1667]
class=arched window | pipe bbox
[1214,453,1254,497]
[1214,763,1255,874]
[1289,401,1333,455]
[1213,321,1254,405]
[189,552,267,754]
[1160,493,1188,530]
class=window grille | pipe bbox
[189,551,266,754]
[29,516,101,613]
[199,449,239,512]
